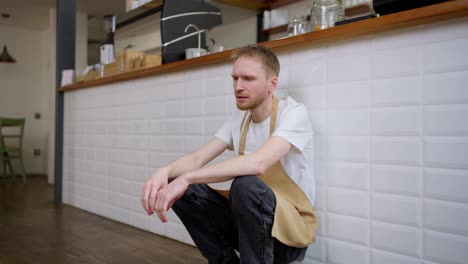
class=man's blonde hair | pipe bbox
[231,45,280,78]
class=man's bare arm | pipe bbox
[141,138,228,215]
[183,136,291,184]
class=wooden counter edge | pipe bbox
[59,0,468,93]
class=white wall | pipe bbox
[0,5,88,181]
[0,9,52,175]
[62,17,468,264]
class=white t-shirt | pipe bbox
[215,96,316,205]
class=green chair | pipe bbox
[0,118,27,184]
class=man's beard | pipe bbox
[236,94,266,111]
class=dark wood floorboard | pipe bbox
[0,176,207,264]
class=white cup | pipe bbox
[185,48,207,59]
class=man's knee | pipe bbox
[229,176,274,206]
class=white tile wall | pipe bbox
[63,17,468,263]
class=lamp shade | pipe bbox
[0,45,16,63]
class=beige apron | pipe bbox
[215,97,317,248]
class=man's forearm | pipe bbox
[162,154,202,180]
[182,154,263,185]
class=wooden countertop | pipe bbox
[60,0,468,92]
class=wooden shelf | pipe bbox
[116,0,163,29]
[262,24,288,35]
[60,0,468,93]
[214,0,303,11]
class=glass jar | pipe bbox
[310,0,344,31]
[287,17,308,37]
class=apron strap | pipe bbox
[238,96,279,156]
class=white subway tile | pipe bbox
[205,77,231,96]
[184,119,205,136]
[371,249,420,264]
[327,162,369,191]
[149,152,179,168]
[423,230,468,264]
[313,135,325,160]
[315,211,325,236]
[371,222,420,257]
[278,66,289,91]
[372,193,420,226]
[204,63,231,79]
[161,120,185,135]
[371,137,421,166]
[424,199,468,236]
[372,47,420,79]
[328,109,369,136]
[424,168,468,203]
[147,218,165,235]
[184,79,204,98]
[327,188,369,218]
[184,98,205,117]
[164,100,185,118]
[314,160,326,187]
[130,213,148,231]
[328,136,369,163]
[371,26,426,50]
[305,235,325,262]
[371,165,421,197]
[315,187,326,212]
[422,17,468,43]
[423,38,468,74]
[327,81,370,108]
[371,107,420,136]
[148,120,162,134]
[423,137,468,170]
[108,150,148,166]
[327,54,370,83]
[289,45,326,65]
[309,110,326,136]
[290,59,326,88]
[372,75,419,107]
[166,209,182,224]
[326,213,369,246]
[326,239,369,264]
[166,82,185,99]
[290,85,325,109]
[205,96,230,115]
[116,135,149,150]
[148,136,164,151]
[422,71,468,105]
[119,104,152,120]
[184,67,205,81]
[162,136,185,153]
[164,222,189,244]
[423,105,468,136]
[184,136,209,153]
[205,117,227,136]
[328,36,372,56]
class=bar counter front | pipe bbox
[60,2,468,264]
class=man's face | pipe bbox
[231,55,275,111]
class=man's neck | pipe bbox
[250,96,273,123]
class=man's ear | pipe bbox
[268,75,278,94]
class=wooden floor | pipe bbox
[0,176,207,264]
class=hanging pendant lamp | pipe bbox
[0,45,16,63]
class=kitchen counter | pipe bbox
[59,0,468,92]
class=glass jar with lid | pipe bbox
[310,0,344,31]
[287,17,309,37]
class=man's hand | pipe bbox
[141,168,169,216]
[155,176,190,222]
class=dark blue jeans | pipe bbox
[172,176,307,264]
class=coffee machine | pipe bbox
[100,15,116,65]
